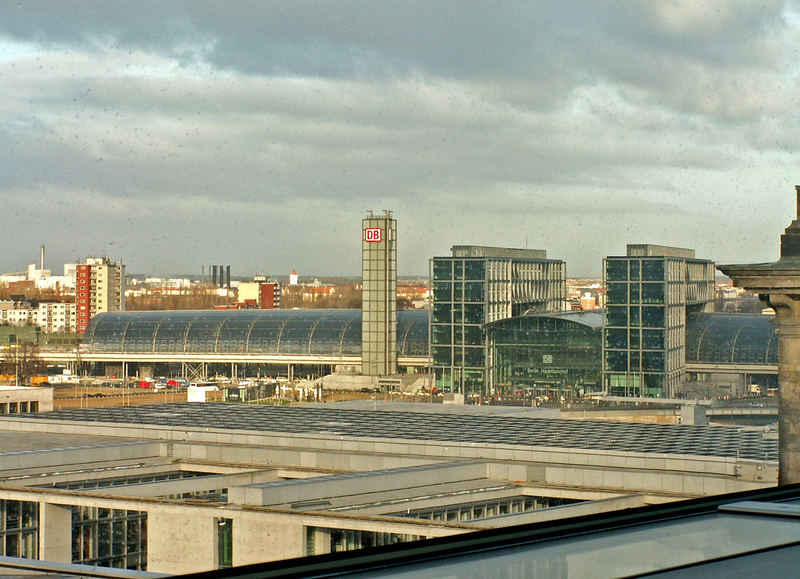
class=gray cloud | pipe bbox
[0,1,798,276]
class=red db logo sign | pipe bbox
[364,228,382,242]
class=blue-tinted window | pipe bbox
[433,346,452,366]
[606,306,627,327]
[642,306,664,328]
[433,260,452,281]
[643,351,664,371]
[606,260,628,281]
[642,329,664,350]
[605,350,627,372]
[605,328,627,349]
[606,283,627,304]
[463,282,484,302]
[464,260,485,280]
[629,260,640,281]
[642,259,665,281]
[434,282,452,302]
[641,283,664,304]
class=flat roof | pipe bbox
[449,246,548,259]
[0,431,142,452]
[220,484,800,579]
[14,403,777,461]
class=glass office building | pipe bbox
[431,246,566,398]
[603,245,715,398]
[489,311,602,401]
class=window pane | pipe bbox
[643,351,665,371]
[464,304,483,324]
[642,259,665,281]
[629,260,640,281]
[464,261,485,280]
[433,282,452,302]
[641,283,664,304]
[463,282,484,302]
[606,306,627,327]
[432,325,451,345]
[433,260,451,281]
[463,325,483,346]
[605,350,627,372]
[463,347,484,367]
[642,329,665,350]
[606,283,627,304]
[629,284,640,304]
[606,260,627,281]
[433,303,451,324]
[630,307,641,326]
[605,328,627,349]
[642,306,665,328]
[433,346,452,366]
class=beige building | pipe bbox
[0,385,53,414]
[0,301,76,334]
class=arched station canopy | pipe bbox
[84,309,429,357]
[686,313,777,365]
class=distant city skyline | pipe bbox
[1,2,798,277]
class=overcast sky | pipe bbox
[1,1,798,278]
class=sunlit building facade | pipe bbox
[361,211,397,376]
[76,257,125,334]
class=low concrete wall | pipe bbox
[231,461,487,506]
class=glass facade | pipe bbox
[393,495,581,522]
[489,313,602,401]
[84,310,428,358]
[71,506,147,570]
[217,518,232,569]
[306,526,421,555]
[431,247,566,398]
[0,500,38,559]
[602,251,714,398]
[46,470,211,491]
[431,258,488,397]
[686,313,777,364]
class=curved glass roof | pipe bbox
[686,313,777,365]
[84,309,430,357]
[493,310,604,330]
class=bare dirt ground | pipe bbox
[50,385,426,410]
[51,384,222,410]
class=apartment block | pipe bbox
[76,257,125,333]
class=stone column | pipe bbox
[767,293,800,484]
[39,503,72,563]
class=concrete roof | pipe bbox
[11,402,777,461]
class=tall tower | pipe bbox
[362,210,397,376]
